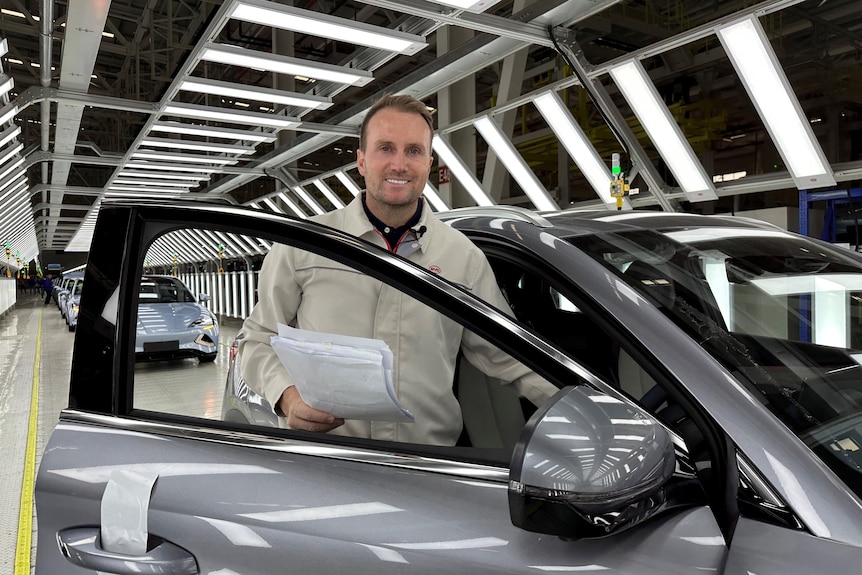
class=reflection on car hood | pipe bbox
[137,302,204,333]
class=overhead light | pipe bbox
[105,190,184,197]
[608,60,718,202]
[164,102,297,128]
[0,105,18,126]
[7,59,23,65]
[292,186,326,215]
[277,192,308,219]
[102,31,114,39]
[335,171,362,196]
[422,183,449,212]
[0,9,26,18]
[0,74,13,98]
[108,186,189,194]
[118,170,211,181]
[132,151,238,165]
[230,1,427,55]
[420,0,504,13]
[0,157,24,182]
[179,77,333,110]
[261,197,284,214]
[533,91,621,209]
[150,121,276,143]
[431,135,494,207]
[0,38,7,57]
[716,15,835,189]
[311,179,345,208]
[124,162,220,173]
[112,179,192,188]
[0,141,23,168]
[141,137,256,155]
[202,44,373,87]
[473,116,558,212]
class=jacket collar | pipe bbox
[342,194,436,254]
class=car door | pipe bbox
[461,221,862,575]
[35,201,727,575]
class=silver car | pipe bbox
[62,276,83,332]
[135,274,219,362]
[35,201,862,574]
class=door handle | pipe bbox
[57,527,198,575]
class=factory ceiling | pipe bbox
[0,0,861,261]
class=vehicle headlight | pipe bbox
[189,314,215,329]
[71,305,79,313]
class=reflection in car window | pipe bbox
[132,226,552,458]
[568,226,862,498]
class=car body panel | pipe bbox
[33,201,862,574]
[35,415,725,575]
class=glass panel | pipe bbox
[567,226,862,498]
[133,226,557,453]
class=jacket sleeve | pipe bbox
[238,243,302,414]
[459,252,558,406]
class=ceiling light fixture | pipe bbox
[277,192,308,219]
[131,151,238,165]
[112,179,193,188]
[292,186,326,215]
[118,170,211,181]
[311,179,345,209]
[335,171,362,196]
[608,60,717,202]
[0,74,13,98]
[422,183,449,212]
[202,44,373,87]
[124,162,220,173]
[716,15,835,189]
[0,141,23,168]
[230,1,427,55]
[179,77,333,110]
[473,116,558,212]
[150,121,276,143]
[420,0,504,13]
[0,126,20,150]
[261,197,284,214]
[431,135,494,207]
[533,91,622,210]
[164,102,297,128]
[140,137,257,155]
[0,104,19,126]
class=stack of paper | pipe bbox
[270,323,414,422]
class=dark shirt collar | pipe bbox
[362,192,424,250]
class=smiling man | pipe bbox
[240,94,555,445]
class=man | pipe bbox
[240,94,555,445]
[43,274,53,305]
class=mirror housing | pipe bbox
[198,293,210,302]
[509,386,696,538]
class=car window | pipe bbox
[131,224,563,458]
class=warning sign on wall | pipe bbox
[438,165,450,185]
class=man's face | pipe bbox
[357,108,433,217]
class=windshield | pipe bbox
[139,277,195,303]
[569,225,862,497]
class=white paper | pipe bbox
[272,323,414,422]
[100,469,159,555]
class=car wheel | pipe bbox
[199,353,217,363]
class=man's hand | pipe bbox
[278,386,345,432]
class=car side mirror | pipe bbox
[198,293,210,302]
[509,386,695,539]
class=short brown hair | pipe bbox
[359,94,434,151]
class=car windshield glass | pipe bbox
[568,225,862,498]
[72,282,83,296]
[139,277,195,303]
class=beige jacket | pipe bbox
[239,196,555,445]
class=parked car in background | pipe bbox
[61,276,83,331]
[135,274,219,362]
[34,201,862,574]
[54,271,84,317]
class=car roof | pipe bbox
[440,206,784,238]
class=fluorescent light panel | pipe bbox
[431,135,493,207]
[150,121,276,143]
[421,0,504,13]
[277,192,308,218]
[113,179,193,188]
[292,186,326,215]
[422,183,449,212]
[230,1,427,55]
[0,74,13,98]
[335,171,362,196]
[474,116,558,212]
[124,162,220,173]
[202,44,373,87]
[0,141,23,168]
[533,91,621,209]
[179,77,333,110]
[132,151,237,165]
[0,126,21,150]
[716,15,835,189]
[0,105,18,126]
[608,60,717,201]
[262,197,284,214]
[164,102,297,128]
[141,137,256,155]
[311,179,345,208]
[118,170,211,181]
